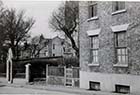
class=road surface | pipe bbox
[0,85,80,95]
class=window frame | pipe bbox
[112,1,125,12]
[112,1,126,15]
[89,35,99,64]
[53,44,55,49]
[115,31,128,65]
[88,1,97,18]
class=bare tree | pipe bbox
[3,8,35,59]
[0,1,10,63]
[0,1,6,46]
[49,1,79,57]
[30,34,47,58]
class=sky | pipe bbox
[2,0,63,38]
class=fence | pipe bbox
[46,65,80,87]
[47,66,65,86]
[65,67,79,87]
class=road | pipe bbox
[0,85,80,95]
[0,78,131,95]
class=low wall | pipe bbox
[0,73,6,77]
[13,78,26,84]
[0,64,6,73]
[47,76,65,86]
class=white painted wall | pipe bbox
[80,71,140,94]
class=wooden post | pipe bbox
[25,63,31,83]
[46,64,48,84]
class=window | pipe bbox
[63,47,65,52]
[45,51,48,56]
[115,32,128,64]
[115,84,130,94]
[53,54,55,57]
[112,2,125,12]
[53,44,55,49]
[89,81,100,91]
[90,36,99,64]
[88,1,97,18]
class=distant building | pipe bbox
[48,36,64,57]
[39,39,50,57]
[79,1,140,94]
[32,36,65,58]
[40,35,78,58]
[19,34,78,59]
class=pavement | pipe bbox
[0,77,136,95]
[0,86,80,95]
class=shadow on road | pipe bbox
[0,85,6,87]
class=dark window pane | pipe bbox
[88,2,97,18]
[115,32,126,47]
[113,2,125,12]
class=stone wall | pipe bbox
[47,76,65,86]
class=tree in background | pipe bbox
[0,1,9,63]
[3,8,35,59]
[49,1,79,57]
[29,34,47,58]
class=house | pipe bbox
[20,36,74,59]
[41,35,77,58]
[48,36,64,57]
[34,36,65,58]
[79,1,140,94]
[39,39,51,57]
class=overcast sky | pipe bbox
[2,0,62,38]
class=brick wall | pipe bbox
[79,1,140,75]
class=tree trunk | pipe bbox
[67,34,79,58]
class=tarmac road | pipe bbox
[0,85,80,95]
[0,77,131,95]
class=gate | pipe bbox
[65,68,73,86]
[65,67,79,87]
[46,65,80,87]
